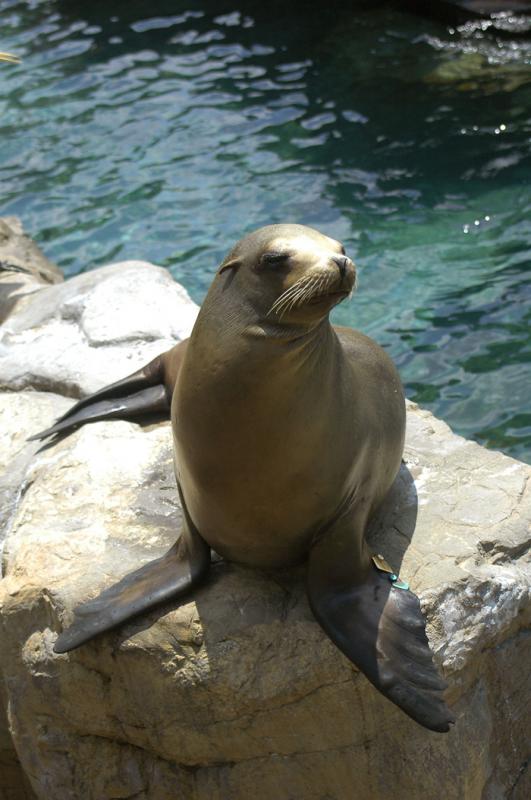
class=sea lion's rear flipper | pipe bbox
[54,499,210,653]
[29,340,189,441]
[307,516,455,733]
[29,384,170,441]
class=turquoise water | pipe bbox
[1,0,530,461]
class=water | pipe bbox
[1,0,530,462]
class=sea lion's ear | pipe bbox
[218,258,241,275]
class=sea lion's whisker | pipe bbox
[270,282,301,310]
[287,279,316,308]
[284,277,320,314]
[346,274,358,301]
[269,278,309,317]
[271,292,296,318]
[273,275,333,319]
[270,267,353,319]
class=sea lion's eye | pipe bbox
[261,251,291,267]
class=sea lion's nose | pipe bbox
[332,255,351,278]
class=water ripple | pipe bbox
[1,0,530,461]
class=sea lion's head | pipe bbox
[217,224,356,326]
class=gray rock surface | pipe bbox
[0,217,63,325]
[0,246,529,800]
[0,260,198,397]
[0,391,70,800]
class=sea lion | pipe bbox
[32,224,454,733]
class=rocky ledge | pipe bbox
[0,220,529,800]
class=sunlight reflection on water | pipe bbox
[1,0,530,460]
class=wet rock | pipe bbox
[0,253,529,799]
[425,51,531,94]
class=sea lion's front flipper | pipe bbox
[307,515,455,733]
[29,339,189,441]
[54,498,210,653]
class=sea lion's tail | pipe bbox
[29,340,189,441]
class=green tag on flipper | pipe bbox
[392,578,409,591]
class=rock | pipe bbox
[452,1,531,16]
[0,217,63,325]
[0,247,198,799]
[0,392,72,556]
[0,252,529,799]
[0,261,199,397]
[0,391,70,800]
[424,51,531,94]
[403,0,531,25]
[0,687,36,800]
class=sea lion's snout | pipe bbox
[269,256,355,319]
[263,232,357,320]
[330,253,356,292]
[332,254,349,278]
